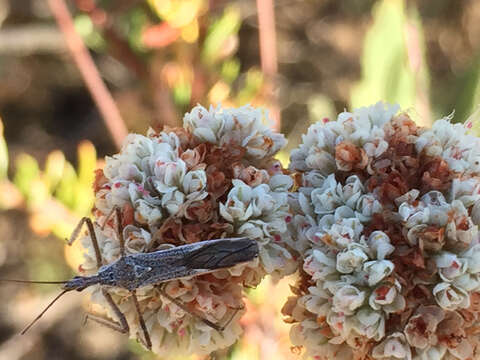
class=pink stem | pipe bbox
[256,0,280,131]
[47,0,128,149]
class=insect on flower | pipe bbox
[0,208,259,350]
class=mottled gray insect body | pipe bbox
[63,237,258,292]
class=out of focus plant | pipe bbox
[12,141,96,239]
[350,0,430,125]
[0,117,97,269]
[73,0,265,129]
[456,57,480,132]
[0,118,23,211]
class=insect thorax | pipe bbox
[98,257,153,291]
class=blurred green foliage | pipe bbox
[13,142,95,213]
[351,0,429,121]
[5,132,97,239]
[351,0,480,131]
[201,7,241,65]
[455,56,480,129]
[0,120,8,180]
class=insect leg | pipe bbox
[86,288,131,334]
[68,217,88,245]
[100,206,117,230]
[84,313,129,334]
[67,217,102,269]
[218,304,244,331]
[115,207,126,256]
[131,290,152,350]
[100,206,125,257]
[156,285,224,332]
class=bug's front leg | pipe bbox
[115,207,126,256]
[98,205,126,256]
[68,217,103,269]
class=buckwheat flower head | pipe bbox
[79,104,296,356]
[283,102,480,360]
[184,104,286,164]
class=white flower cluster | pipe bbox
[285,102,480,360]
[290,102,399,174]
[416,117,480,174]
[287,173,392,358]
[79,104,296,356]
[184,104,286,164]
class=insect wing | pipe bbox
[183,237,258,270]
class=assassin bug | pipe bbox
[1,208,259,350]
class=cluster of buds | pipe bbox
[79,105,297,356]
[78,101,480,359]
[283,102,480,360]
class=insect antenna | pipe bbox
[0,279,69,284]
[0,279,73,334]
[20,289,71,335]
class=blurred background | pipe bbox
[0,0,480,359]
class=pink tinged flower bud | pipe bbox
[372,333,412,360]
[182,170,207,194]
[352,308,385,341]
[356,194,382,222]
[462,244,480,273]
[369,281,405,314]
[154,160,187,193]
[183,105,223,143]
[398,201,430,227]
[123,225,152,253]
[414,347,447,360]
[269,174,293,192]
[161,190,185,215]
[134,199,163,226]
[452,273,480,292]
[332,285,366,315]
[435,310,473,359]
[341,175,364,201]
[404,305,444,349]
[303,287,330,317]
[303,250,336,280]
[363,260,394,287]
[433,282,470,310]
[336,244,369,273]
[435,252,467,281]
[450,178,480,208]
[394,189,420,207]
[367,231,394,260]
[311,183,342,215]
[471,200,480,225]
[305,151,336,175]
[363,138,389,158]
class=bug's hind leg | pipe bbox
[156,286,226,332]
[84,288,130,336]
[84,313,129,334]
[218,303,244,331]
[85,288,130,333]
[131,290,152,350]
[68,217,103,269]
